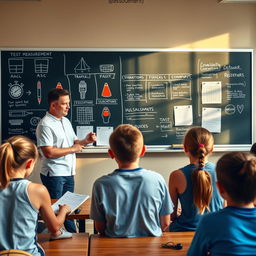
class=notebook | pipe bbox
[51,191,89,215]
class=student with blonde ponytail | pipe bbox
[0,136,71,256]
[169,127,223,231]
[188,152,256,255]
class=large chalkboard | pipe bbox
[0,49,253,151]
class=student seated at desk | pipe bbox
[90,124,173,237]
[0,136,71,256]
[187,152,256,256]
[169,127,223,232]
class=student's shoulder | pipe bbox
[141,168,166,181]
[200,208,227,226]
[205,161,216,169]
[28,182,49,196]
[93,171,117,184]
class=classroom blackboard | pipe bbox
[0,49,253,152]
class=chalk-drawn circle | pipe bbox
[225,104,236,115]
[30,116,41,126]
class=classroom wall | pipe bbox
[0,0,255,195]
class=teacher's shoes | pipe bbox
[50,227,73,240]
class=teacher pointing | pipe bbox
[36,88,96,233]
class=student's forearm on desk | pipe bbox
[160,215,171,231]
[94,221,106,235]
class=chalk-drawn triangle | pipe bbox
[74,58,90,73]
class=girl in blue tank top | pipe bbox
[0,136,71,255]
[169,127,223,231]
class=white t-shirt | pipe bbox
[36,112,77,176]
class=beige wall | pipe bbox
[1,0,256,195]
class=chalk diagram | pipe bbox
[8,81,24,99]
[75,58,90,73]
[34,59,49,73]
[8,58,24,74]
[102,107,111,124]
[65,55,120,125]
[78,80,87,99]
[77,107,93,124]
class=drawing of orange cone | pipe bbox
[56,82,63,89]
[102,107,111,124]
[101,83,112,97]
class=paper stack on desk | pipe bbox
[51,191,89,215]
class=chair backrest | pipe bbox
[0,250,32,256]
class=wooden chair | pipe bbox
[0,250,32,256]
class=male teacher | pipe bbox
[36,88,96,233]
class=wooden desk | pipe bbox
[89,232,195,256]
[38,233,88,256]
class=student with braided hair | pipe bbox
[188,152,256,255]
[168,127,223,231]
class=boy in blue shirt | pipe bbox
[187,152,256,256]
[90,124,173,237]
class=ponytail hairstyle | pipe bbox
[183,127,214,214]
[216,152,256,204]
[0,136,38,189]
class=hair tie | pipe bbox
[8,141,16,153]
[198,144,204,148]
[198,166,204,171]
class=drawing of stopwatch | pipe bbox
[8,81,24,99]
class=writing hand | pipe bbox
[58,204,71,215]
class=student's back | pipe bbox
[90,124,173,237]
[92,167,170,237]
[0,179,39,255]
[170,162,222,231]
[0,136,71,255]
[188,152,256,255]
[169,127,223,232]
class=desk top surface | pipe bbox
[51,198,91,220]
[89,231,195,256]
[38,233,89,256]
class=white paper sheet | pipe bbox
[51,191,89,215]
[202,107,221,133]
[96,126,113,146]
[202,81,222,104]
[76,126,94,146]
[174,105,193,126]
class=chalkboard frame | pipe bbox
[0,48,253,153]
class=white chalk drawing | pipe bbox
[237,104,244,114]
[74,58,90,73]
[225,104,236,115]
[8,81,24,99]
[9,119,23,126]
[30,116,41,126]
[76,107,93,123]
[99,64,114,73]
[78,80,87,99]
[34,59,49,73]
[8,58,24,74]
